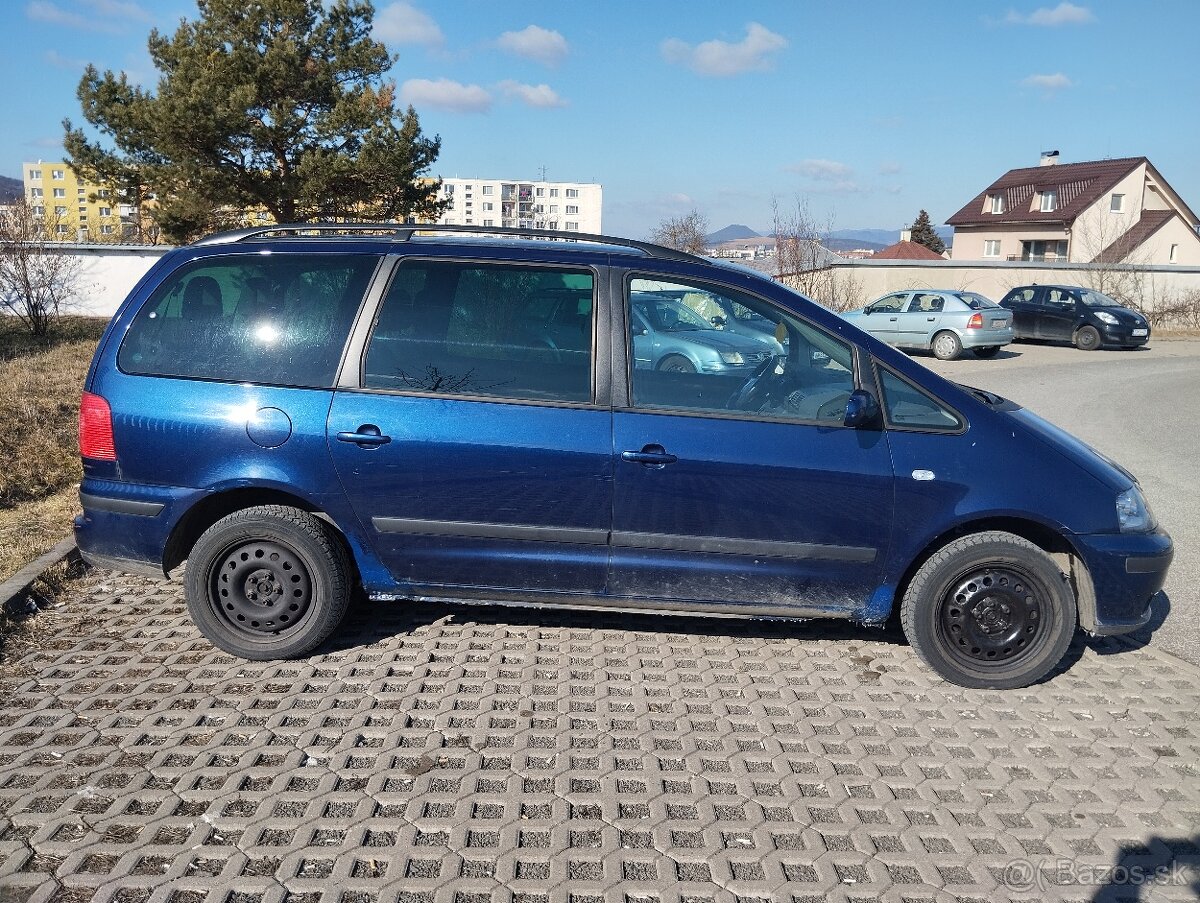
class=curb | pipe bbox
[0,538,79,611]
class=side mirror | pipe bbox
[862,307,872,315]
[843,389,880,428]
[710,315,727,328]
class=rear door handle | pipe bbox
[621,444,677,467]
[337,424,391,446]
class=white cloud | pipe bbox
[496,25,568,67]
[400,78,491,113]
[1022,72,1074,90]
[45,49,88,70]
[375,2,444,47]
[497,80,566,108]
[787,159,853,181]
[661,22,786,77]
[1005,3,1094,26]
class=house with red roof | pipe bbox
[946,153,1200,266]
[872,233,946,261]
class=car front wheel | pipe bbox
[658,354,696,373]
[185,505,352,659]
[900,531,1077,689]
[1074,325,1101,351]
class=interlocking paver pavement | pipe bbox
[2,572,1198,903]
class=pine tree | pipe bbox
[908,209,946,254]
[63,0,448,243]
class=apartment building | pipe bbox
[22,161,143,241]
[435,178,602,233]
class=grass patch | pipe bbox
[0,485,82,583]
[0,316,108,509]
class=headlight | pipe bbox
[1095,311,1119,325]
[1116,486,1155,532]
[719,351,744,365]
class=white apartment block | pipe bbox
[434,178,602,234]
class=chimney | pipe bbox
[1039,150,1060,166]
[900,229,912,242]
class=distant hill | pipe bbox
[829,226,954,246]
[824,237,885,252]
[0,175,22,203]
[706,224,760,244]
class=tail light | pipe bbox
[966,313,983,329]
[79,391,117,460]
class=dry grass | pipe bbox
[0,316,107,509]
[0,485,81,583]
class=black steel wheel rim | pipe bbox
[937,566,1046,667]
[210,540,312,635]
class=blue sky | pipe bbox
[4,1,1198,238]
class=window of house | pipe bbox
[444,184,454,195]
[483,219,493,226]
[565,222,579,231]
[53,188,66,198]
[55,206,67,215]
[32,206,44,216]
[363,260,595,403]
[566,189,579,198]
[482,185,493,195]
[98,189,109,198]
[482,202,493,211]
[77,187,86,195]
[984,240,1001,258]
[1039,189,1057,212]
[566,205,579,214]
[99,207,112,217]
[56,224,70,234]
[989,194,1005,214]
[30,187,43,198]
[1110,193,1125,213]
[51,169,64,179]
[1170,244,1179,263]
[119,254,378,387]
[549,188,559,197]
[536,187,544,197]
[101,225,114,234]
[28,169,41,180]
[549,205,558,214]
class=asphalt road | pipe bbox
[921,336,1200,666]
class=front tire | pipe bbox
[658,354,696,373]
[931,331,962,361]
[972,346,1000,358]
[1074,325,1101,351]
[185,505,351,660]
[900,531,1077,689]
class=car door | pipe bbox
[1039,287,1080,341]
[858,292,908,342]
[1001,287,1038,338]
[897,292,945,348]
[327,255,613,597]
[610,273,895,617]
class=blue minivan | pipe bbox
[76,225,1172,688]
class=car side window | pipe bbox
[1006,288,1036,305]
[627,277,855,424]
[877,368,962,431]
[869,293,907,313]
[1046,288,1074,305]
[362,260,595,403]
[119,254,378,387]
[908,294,945,313]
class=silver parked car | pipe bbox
[842,290,1014,360]
[630,293,774,373]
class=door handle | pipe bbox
[621,444,677,467]
[888,316,898,321]
[927,317,936,321]
[337,424,391,446]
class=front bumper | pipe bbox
[1099,323,1150,346]
[1073,528,1172,635]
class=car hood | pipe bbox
[1002,407,1134,493]
[1095,305,1148,326]
[676,330,769,353]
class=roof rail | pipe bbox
[191,222,703,263]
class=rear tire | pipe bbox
[972,346,1000,358]
[931,331,962,361]
[185,505,351,660]
[900,531,1077,689]
[1074,325,1101,351]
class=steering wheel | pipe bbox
[727,354,786,412]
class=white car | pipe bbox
[842,290,1014,361]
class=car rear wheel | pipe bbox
[1074,325,1101,351]
[972,346,1000,358]
[931,331,962,361]
[658,354,696,373]
[185,505,351,660]
[900,531,1077,689]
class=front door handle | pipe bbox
[337,424,391,447]
[621,444,677,467]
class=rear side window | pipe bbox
[119,254,377,387]
[362,260,595,403]
[958,292,999,310]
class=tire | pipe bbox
[1074,325,1101,351]
[972,346,1000,359]
[900,531,1077,689]
[931,331,962,361]
[658,354,696,373]
[185,505,352,660]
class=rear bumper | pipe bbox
[959,327,1014,349]
[74,479,199,578]
[1073,529,1172,635]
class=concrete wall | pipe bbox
[51,244,170,318]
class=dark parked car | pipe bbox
[998,284,1151,350]
[76,225,1172,689]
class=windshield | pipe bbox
[633,296,714,333]
[1079,289,1122,308]
[958,292,999,310]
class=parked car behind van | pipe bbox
[842,290,1013,360]
[998,284,1151,350]
[76,225,1171,689]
